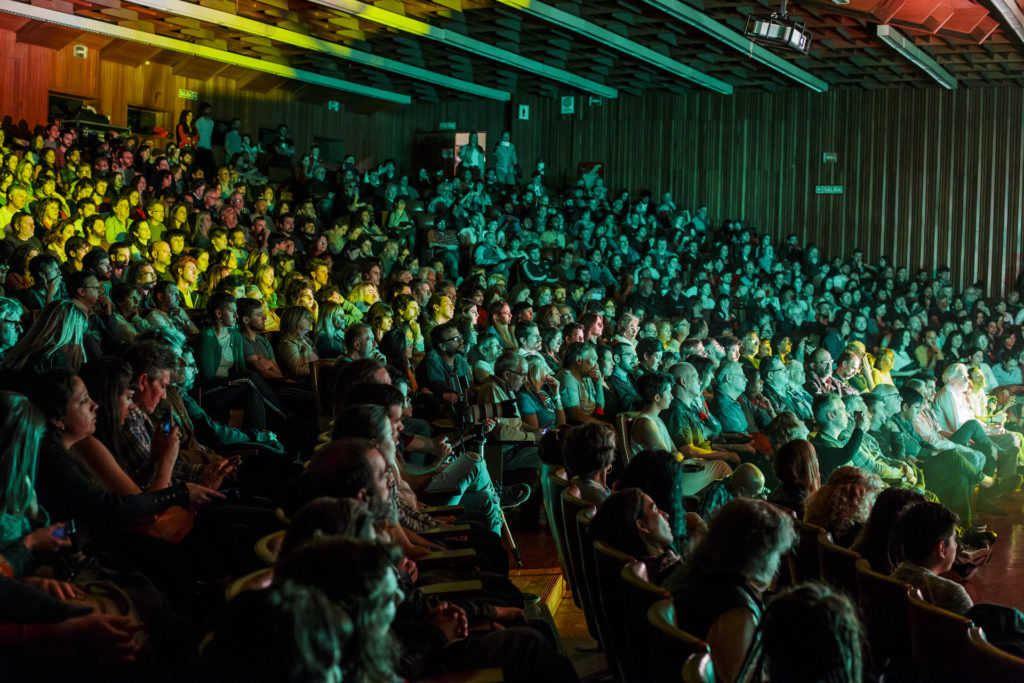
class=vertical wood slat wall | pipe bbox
[498,89,1024,296]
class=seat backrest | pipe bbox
[593,541,637,682]
[309,359,338,419]
[225,567,274,601]
[787,519,828,584]
[967,624,1024,681]
[907,591,972,682]
[817,531,861,598]
[647,599,710,680]
[621,562,671,682]
[682,651,716,683]
[559,488,602,645]
[615,411,639,466]
[539,464,571,594]
[255,529,285,566]
[855,558,914,672]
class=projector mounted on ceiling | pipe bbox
[743,0,812,54]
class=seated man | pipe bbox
[477,351,542,476]
[891,502,973,616]
[145,280,198,348]
[236,297,283,379]
[695,462,766,522]
[604,342,641,417]
[417,321,472,404]
[17,254,65,311]
[562,423,616,505]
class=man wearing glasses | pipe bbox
[67,270,115,359]
[418,321,472,406]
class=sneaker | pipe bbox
[500,483,531,509]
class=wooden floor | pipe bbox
[965,489,1024,609]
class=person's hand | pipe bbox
[427,602,469,643]
[901,463,917,486]
[545,374,561,391]
[21,576,82,600]
[22,524,72,554]
[185,482,225,506]
[95,294,113,316]
[442,392,459,404]
[44,274,62,299]
[492,606,528,629]
[151,425,180,464]
[54,613,142,663]
[856,411,871,431]
[200,458,237,489]
[397,556,419,583]
[432,437,452,460]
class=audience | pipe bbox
[1,112,1023,681]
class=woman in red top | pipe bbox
[176,110,198,149]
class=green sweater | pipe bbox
[194,326,246,383]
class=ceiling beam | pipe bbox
[976,0,1024,55]
[0,0,412,103]
[305,0,618,98]
[492,0,732,94]
[639,0,829,92]
[876,24,957,89]
[123,0,510,100]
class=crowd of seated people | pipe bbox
[3,110,1024,681]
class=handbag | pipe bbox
[131,505,195,543]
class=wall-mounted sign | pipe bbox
[327,100,340,112]
[518,104,530,120]
[588,96,603,107]
[561,96,575,114]
[439,121,457,131]
[823,152,838,163]
[816,185,844,195]
[177,88,198,101]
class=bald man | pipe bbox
[696,462,766,522]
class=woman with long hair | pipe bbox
[518,353,565,433]
[176,110,198,149]
[379,327,417,391]
[126,220,152,261]
[2,300,88,374]
[616,449,694,554]
[804,466,883,547]
[367,302,394,343]
[277,305,319,378]
[767,438,820,517]
[0,391,71,575]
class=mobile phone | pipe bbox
[52,526,67,540]
[161,412,173,434]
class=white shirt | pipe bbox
[933,386,976,432]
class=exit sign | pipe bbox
[439,121,457,131]
[177,88,198,100]
[816,185,844,195]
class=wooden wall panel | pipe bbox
[488,88,1024,295]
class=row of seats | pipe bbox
[790,519,1024,683]
[540,464,712,683]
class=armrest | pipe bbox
[418,488,462,505]
[413,669,504,683]
[420,504,464,516]
[420,579,484,598]
[416,548,477,570]
[418,524,471,539]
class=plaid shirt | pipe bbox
[817,430,901,480]
[121,406,204,488]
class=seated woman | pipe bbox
[469,335,504,385]
[110,282,152,344]
[664,499,796,683]
[589,488,685,585]
[276,306,319,378]
[617,449,707,555]
[804,466,883,547]
[1,300,88,376]
[561,422,615,505]
[517,354,566,435]
[628,371,676,457]
[850,487,927,574]
[766,438,820,518]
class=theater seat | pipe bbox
[592,540,637,681]
[619,562,671,682]
[907,591,972,682]
[785,519,828,585]
[817,531,861,597]
[855,559,914,675]
[646,599,710,682]
[225,567,274,601]
[967,624,1024,681]
[682,651,715,683]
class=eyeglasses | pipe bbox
[1,318,20,326]
[445,335,463,343]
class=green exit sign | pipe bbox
[177,88,198,101]
[816,185,844,195]
[438,121,457,131]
